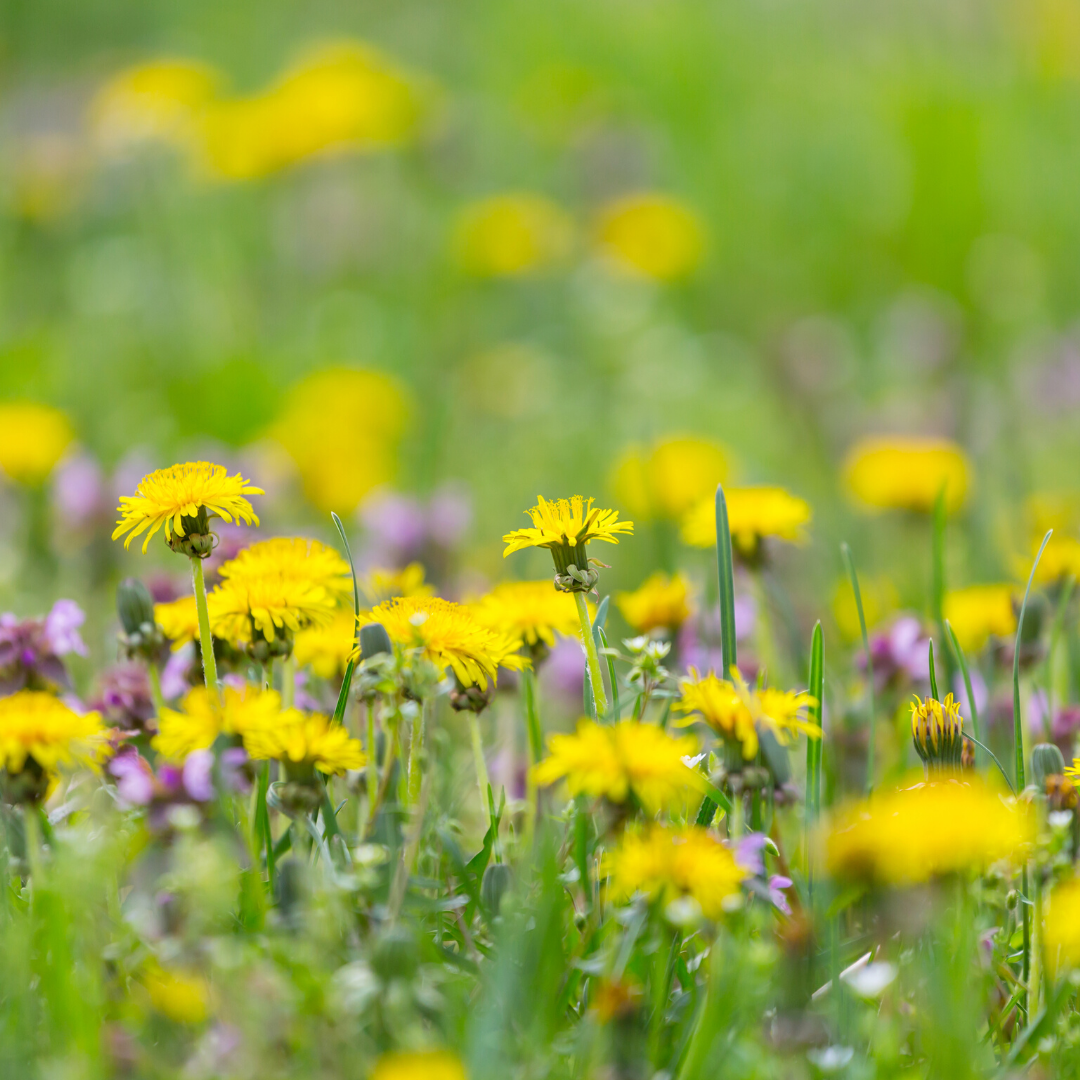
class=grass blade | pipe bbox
[840,543,874,794]
[715,484,737,681]
[330,512,362,725]
[927,639,939,702]
[1014,529,1052,790]
[597,626,620,720]
[931,484,955,693]
[805,621,824,891]
[944,618,981,753]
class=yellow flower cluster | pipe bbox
[144,965,210,1025]
[502,496,633,558]
[681,486,811,558]
[533,718,698,813]
[611,436,729,521]
[471,581,581,650]
[360,562,432,605]
[243,711,366,776]
[0,402,74,486]
[824,779,1033,886]
[453,194,574,277]
[1030,533,1080,586]
[371,1051,467,1080]
[595,194,705,281]
[273,367,410,514]
[293,609,358,680]
[112,462,263,554]
[153,684,284,761]
[0,691,106,778]
[604,823,748,920]
[1045,876,1080,974]
[155,596,201,650]
[843,436,970,515]
[674,668,819,760]
[362,596,525,689]
[943,584,1016,653]
[616,572,693,634]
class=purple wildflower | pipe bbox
[44,599,88,657]
[90,662,156,731]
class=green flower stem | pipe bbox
[146,662,165,718]
[281,654,296,710]
[23,806,43,890]
[468,710,492,825]
[523,666,543,834]
[575,591,609,719]
[407,698,428,806]
[190,555,218,697]
[365,701,378,819]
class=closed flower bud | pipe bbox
[117,577,156,637]
[360,622,393,660]
[910,694,964,773]
[1031,743,1067,788]
[371,924,419,983]
[481,862,512,917]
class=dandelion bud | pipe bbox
[910,694,964,773]
[481,862,512,917]
[359,622,393,660]
[165,506,216,558]
[1031,743,1067,788]
[117,577,165,661]
[450,678,494,713]
[371,924,419,983]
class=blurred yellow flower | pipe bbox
[605,823,748,920]
[218,537,352,600]
[362,596,526,689]
[1029,533,1080,585]
[674,668,819,760]
[199,41,425,181]
[0,691,106,779]
[453,193,574,277]
[533,718,698,813]
[595,193,705,281]
[155,596,201,650]
[823,779,1033,886]
[209,573,339,646]
[831,574,897,642]
[610,436,730,521]
[359,562,433,605]
[112,462,263,554]
[293,609,357,679]
[1045,876,1080,973]
[943,584,1016,653]
[90,58,219,152]
[843,436,970,515]
[1027,491,1080,538]
[0,402,74,486]
[371,1050,467,1080]
[144,965,210,1024]
[152,684,284,761]
[273,367,409,514]
[243,711,366,776]
[471,580,581,650]
[616,572,693,634]
[681,486,811,559]
[503,496,633,561]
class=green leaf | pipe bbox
[330,512,361,726]
[1014,529,1052,790]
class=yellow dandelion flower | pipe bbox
[943,584,1016,653]
[823,779,1033,886]
[218,537,352,599]
[453,193,574,277]
[112,462,263,555]
[616,572,693,635]
[361,596,525,689]
[155,596,201,650]
[360,562,433,605]
[209,574,339,646]
[272,367,409,514]
[533,718,698,813]
[371,1050,467,1080]
[144,965,210,1024]
[90,59,219,153]
[471,580,582,650]
[0,691,106,778]
[0,402,74,486]
[910,694,965,772]
[1045,876,1080,974]
[243,711,366,776]
[293,609,358,679]
[595,193,705,281]
[843,436,970,515]
[674,668,819,760]
[152,684,283,761]
[681,486,811,558]
[831,574,897,642]
[1029,533,1080,586]
[1028,492,1080,539]
[605,823,748,920]
[610,436,730,521]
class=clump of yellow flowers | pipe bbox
[681,486,811,562]
[610,436,729,522]
[844,435,970,515]
[595,193,705,281]
[617,572,693,636]
[943,584,1017,653]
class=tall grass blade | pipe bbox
[330,512,362,725]
[840,543,874,793]
[805,621,824,891]
[1014,529,1052,790]
[945,618,981,753]
[928,639,939,702]
[715,484,737,681]
[931,484,954,691]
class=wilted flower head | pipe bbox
[454,193,574,277]
[843,436,970,515]
[595,193,705,281]
[610,436,729,521]
[112,461,263,555]
[681,486,811,561]
[0,402,74,486]
[824,779,1033,886]
[943,584,1016,653]
[910,694,965,773]
[533,718,698,813]
[605,823,748,920]
[617,572,693,635]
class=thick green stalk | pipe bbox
[146,662,165,717]
[365,701,378,818]
[281,654,296,710]
[257,762,274,892]
[841,544,875,793]
[468,710,492,825]
[575,591,609,719]
[190,555,218,697]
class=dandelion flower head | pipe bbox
[155,596,201,650]
[611,436,729,522]
[823,779,1033,886]
[471,581,582,650]
[943,584,1016,653]
[533,718,698,813]
[152,684,284,761]
[218,537,352,600]
[0,690,106,777]
[1029,533,1080,586]
[243,711,366,776]
[293,609,358,680]
[112,462,262,554]
[843,436,970,515]
[617,572,693,635]
[1045,876,1080,974]
[209,573,339,646]
[361,595,526,689]
[681,486,811,557]
[0,402,74,486]
[371,1050,468,1080]
[360,562,433,605]
[596,193,705,281]
[605,823,748,920]
[910,693,965,771]
[503,496,633,558]
[831,574,897,642]
[454,193,574,277]
[144,965,210,1025]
